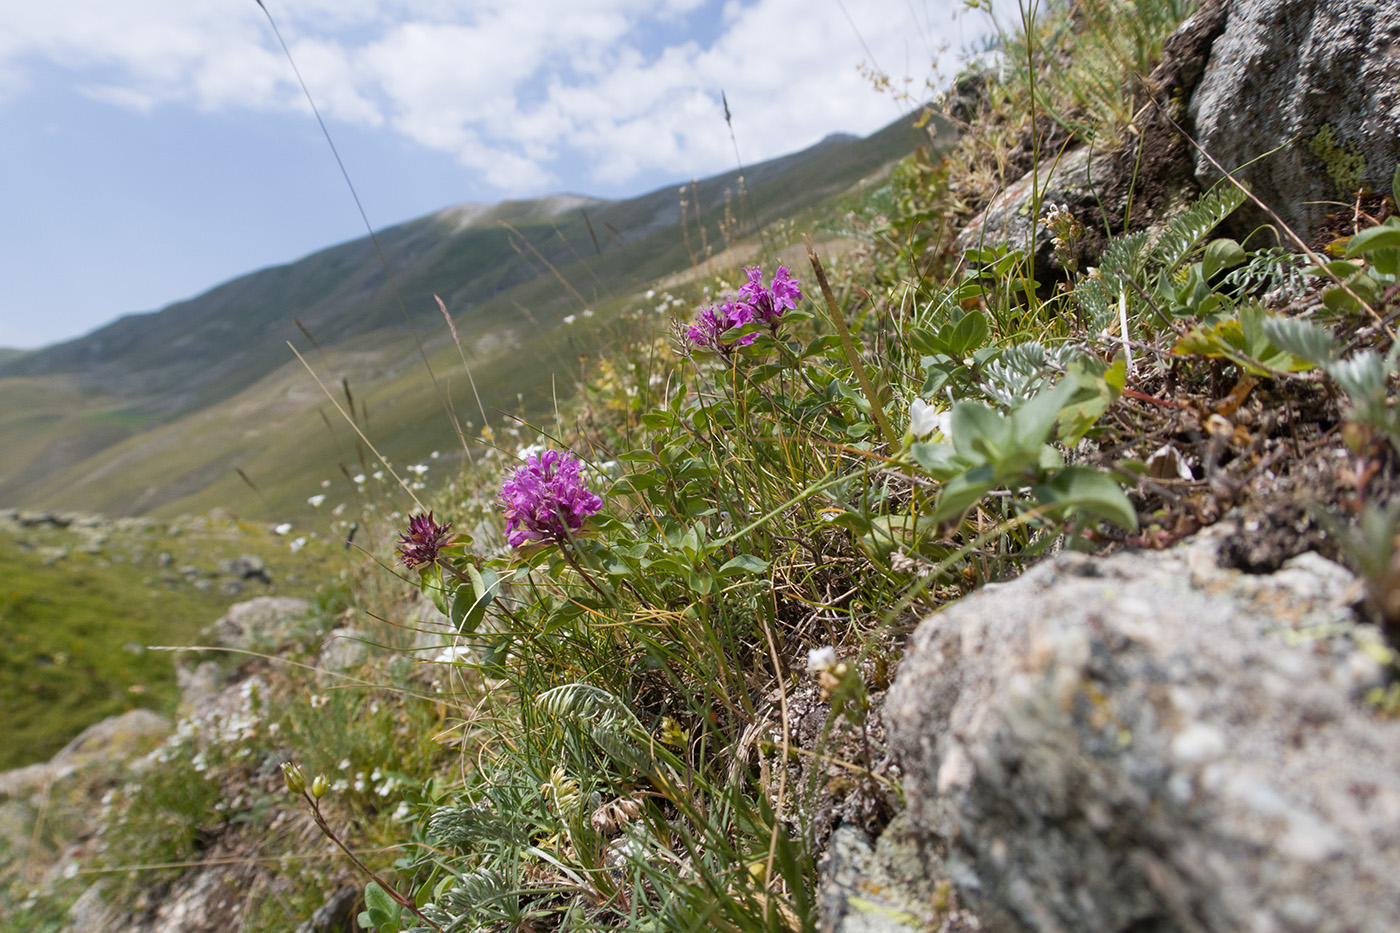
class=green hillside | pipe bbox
[0,114,937,519]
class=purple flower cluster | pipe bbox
[686,299,758,351]
[500,449,603,548]
[738,264,801,327]
[396,512,459,569]
[685,265,801,353]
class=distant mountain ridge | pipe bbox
[0,110,944,517]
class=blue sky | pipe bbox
[0,0,994,350]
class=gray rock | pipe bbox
[65,882,123,931]
[177,660,225,709]
[885,530,1400,932]
[206,596,311,652]
[820,814,981,933]
[219,553,270,583]
[1189,0,1400,241]
[955,147,1116,285]
[17,510,70,528]
[294,885,362,933]
[318,627,371,671]
[0,709,172,800]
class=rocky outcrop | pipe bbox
[875,529,1399,932]
[1188,0,1400,242]
[954,0,1230,280]
[204,596,311,653]
[0,709,172,801]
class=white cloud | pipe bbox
[0,0,991,195]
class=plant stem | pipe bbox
[300,791,446,933]
[804,237,901,449]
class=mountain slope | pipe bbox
[0,110,945,517]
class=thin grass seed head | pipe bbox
[395,511,459,569]
[499,449,603,548]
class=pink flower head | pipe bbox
[737,265,801,329]
[396,512,459,569]
[500,449,603,548]
[685,298,757,353]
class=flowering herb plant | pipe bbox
[684,264,801,355]
[499,448,603,549]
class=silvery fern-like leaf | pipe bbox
[1223,245,1307,297]
[982,342,1083,408]
[537,684,649,766]
[1149,182,1248,274]
[1327,351,1388,405]
[1075,231,1149,331]
[1259,316,1337,368]
[428,805,528,847]
[439,868,516,923]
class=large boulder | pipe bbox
[884,530,1400,932]
[205,596,311,652]
[1188,0,1400,242]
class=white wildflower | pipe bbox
[807,646,838,673]
[909,399,950,438]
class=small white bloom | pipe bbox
[563,314,577,325]
[909,399,950,438]
[352,473,366,485]
[320,479,331,488]
[273,522,292,535]
[289,536,307,553]
[807,646,838,673]
[308,494,326,507]
[407,463,429,476]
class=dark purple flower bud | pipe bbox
[500,449,604,549]
[395,511,458,569]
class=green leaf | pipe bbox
[949,400,1010,464]
[1203,238,1246,279]
[1009,379,1078,455]
[910,441,964,479]
[931,465,997,525]
[1034,466,1139,531]
[419,566,448,616]
[1323,271,1381,313]
[948,309,990,356]
[717,554,769,576]
[363,883,400,930]
[1259,316,1336,367]
[451,567,500,635]
[1345,221,1400,258]
[1056,357,1126,446]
